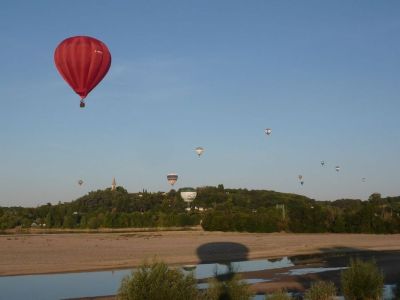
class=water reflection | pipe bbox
[0,256,397,300]
[284,266,347,276]
[334,285,396,300]
[0,269,131,300]
[197,279,271,291]
[190,257,293,279]
[0,257,291,300]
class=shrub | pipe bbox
[341,258,384,300]
[204,273,253,300]
[392,272,400,300]
[304,281,336,300]
[267,289,292,300]
[117,260,200,300]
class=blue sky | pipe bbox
[1,1,399,206]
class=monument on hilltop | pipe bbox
[111,177,116,191]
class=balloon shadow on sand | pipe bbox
[197,241,249,265]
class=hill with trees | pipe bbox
[1,185,400,234]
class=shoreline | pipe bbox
[0,248,377,278]
[2,231,400,277]
[0,225,202,235]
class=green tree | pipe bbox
[341,259,384,300]
[304,281,336,300]
[45,212,54,228]
[62,215,74,228]
[267,289,292,300]
[204,273,253,300]
[117,260,200,300]
[87,216,100,229]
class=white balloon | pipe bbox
[180,187,197,203]
[167,173,178,186]
[195,147,204,157]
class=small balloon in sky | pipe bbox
[167,173,178,186]
[335,166,340,172]
[54,36,112,108]
[264,128,272,136]
[195,147,204,157]
[78,179,84,186]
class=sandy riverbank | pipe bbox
[1,230,400,276]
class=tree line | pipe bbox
[1,185,400,234]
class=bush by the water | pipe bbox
[341,259,384,300]
[304,281,336,300]
[118,260,254,300]
[267,289,292,300]
[203,272,253,300]
[117,260,200,300]
[394,285,400,299]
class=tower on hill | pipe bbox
[111,177,116,191]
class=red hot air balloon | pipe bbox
[54,36,111,107]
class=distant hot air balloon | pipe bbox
[167,173,178,186]
[78,179,84,186]
[180,187,197,203]
[264,128,272,136]
[195,147,204,157]
[54,36,112,107]
[335,166,340,172]
[300,181,304,186]
[362,177,366,182]
[298,175,303,181]
[321,161,325,166]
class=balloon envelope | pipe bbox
[335,166,340,172]
[78,180,84,186]
[195,147,204,157]
[264,128,272,135]
[167,173,178,186]
[54,36,111,106]
[180,187,197,203]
